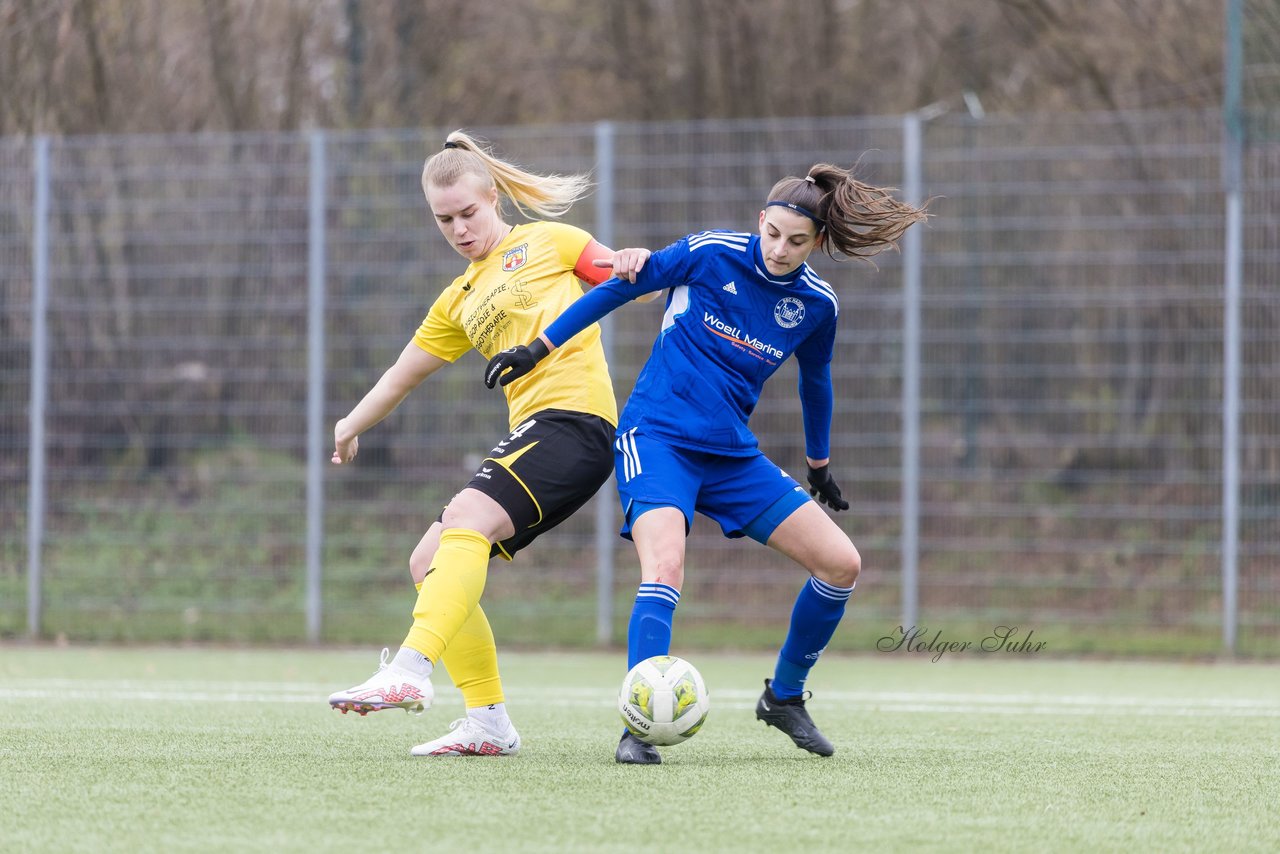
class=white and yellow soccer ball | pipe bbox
[618,655,710,746]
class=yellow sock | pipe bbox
[402,528,490,663]
[441,604,505,707]
[412,580,504,706]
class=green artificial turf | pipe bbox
[2,647,1277,853]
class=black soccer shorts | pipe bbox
[461,408,615,559]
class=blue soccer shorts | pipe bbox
[613,427,811,543]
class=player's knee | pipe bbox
[440,490,512,542]
[644,553,686,590]
[815,541,860,589]
[439,502,474,531]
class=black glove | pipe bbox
[806,463,849,511]
[484,338,550,388]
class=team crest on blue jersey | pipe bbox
[502,244,528,272]
[774,296,805,328]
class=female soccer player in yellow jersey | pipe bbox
[326,130,649,757]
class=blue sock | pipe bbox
[771,577,854,699]
[627,582,680,669]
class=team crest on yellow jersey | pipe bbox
[502,244,528,272]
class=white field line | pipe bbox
[2,680,1279,718]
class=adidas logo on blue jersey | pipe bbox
[722,281,738,294]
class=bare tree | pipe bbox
[0,0,1254,136]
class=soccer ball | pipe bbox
[618,655,710,747]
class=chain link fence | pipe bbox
[1,112,1276,655]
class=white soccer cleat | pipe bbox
[328,648,433,716]
[409,717,522,757]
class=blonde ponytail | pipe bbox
[422,130,592,219]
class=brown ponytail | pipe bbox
[767,163,929,261]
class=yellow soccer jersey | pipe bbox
[413,221,618,429]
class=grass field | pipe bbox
[2,646,1278,853]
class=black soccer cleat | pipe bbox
[615,731,662,765]
[755,678,835,757]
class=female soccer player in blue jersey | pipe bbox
[486,163,928,764]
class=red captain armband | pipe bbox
[574,240,615,286]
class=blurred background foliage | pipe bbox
[2,0,1277,137]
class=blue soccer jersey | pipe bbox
[542,230,838,458]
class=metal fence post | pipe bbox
[306,130,327,643]
[1220,0,1243,654]
[900,113,923,632]
[594,120,617,646]
[1221,189,1241,655]
[26,136,50,639]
